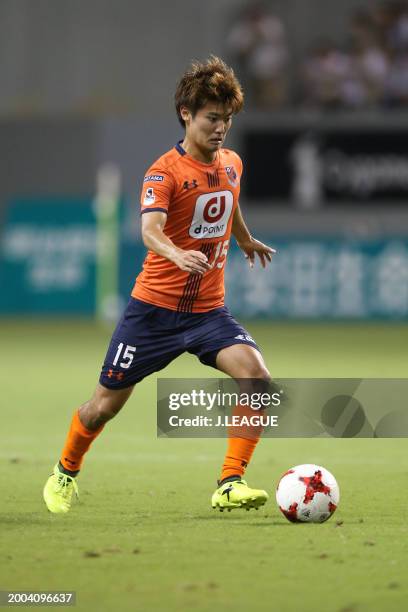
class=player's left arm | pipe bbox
[231,204,276,268]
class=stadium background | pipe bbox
[1,1,407,612]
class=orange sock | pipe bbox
[59,410,104,473]
[219,404,264,483]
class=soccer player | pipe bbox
[43,56,275,514]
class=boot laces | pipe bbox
[56,473,79,499]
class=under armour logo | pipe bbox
[183,179,198,190]
[107,369,124,381]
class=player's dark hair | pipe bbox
[175,55,244,127]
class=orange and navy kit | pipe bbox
[99,142,259,390]
[132,142,242,313]
[59,143,266,492]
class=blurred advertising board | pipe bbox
[226,239,408,319]
[244,129,408,205]
[0,198,407,319]
[0,198,97,314]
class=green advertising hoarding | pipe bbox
[0,197,408,319]
[0,198,97,314]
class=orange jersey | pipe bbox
[132,142,242,312]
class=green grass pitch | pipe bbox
[1,320,408,612]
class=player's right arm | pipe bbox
[141,165,210,275]
[141,211,211,275]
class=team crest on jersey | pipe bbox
[143,187,155,205]
[225,165,238,187]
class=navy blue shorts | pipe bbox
[99,297,259,389]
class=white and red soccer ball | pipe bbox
[276,464,340,523]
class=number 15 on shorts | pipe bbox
[112,343,136,369]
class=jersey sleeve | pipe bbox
[140,165,175,215]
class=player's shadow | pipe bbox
[190,514,290,526]
[243,521,295,526]
[192,515,354,526]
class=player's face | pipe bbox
[181,102,233,160]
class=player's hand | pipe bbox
[172,249,212,275]
[237,237,276,269]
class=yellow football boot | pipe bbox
[43,464,79,514]
[211,478,268,512]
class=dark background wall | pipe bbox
[0,0,364,117]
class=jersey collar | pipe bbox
[175,140,186,156]
[174,140,220,168]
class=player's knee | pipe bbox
[244,365,271,382]
[258,369,272,384]
[237,368,271,395]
